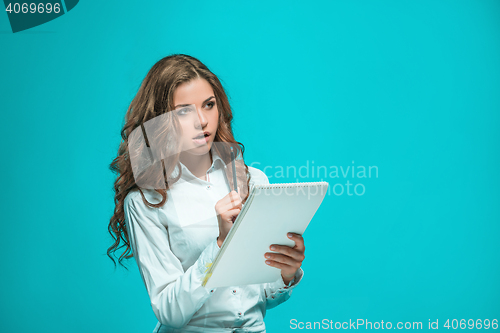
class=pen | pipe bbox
[230,146,238,193]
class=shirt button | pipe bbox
[232,289,237,294]
[238,312,242,316]
[206,185,211,190]
[211,290,214,293]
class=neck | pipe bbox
[179,149,213,180]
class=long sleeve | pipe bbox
[123,193,219,329]
[263,267,304,309]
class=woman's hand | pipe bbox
[264,233,305,285]
[215,189,242,247]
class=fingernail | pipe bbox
[288,233,293,238]
[270,246,276,250]
[265,260,271,265]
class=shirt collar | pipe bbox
[177,147,226,181]
[210,147,226,169]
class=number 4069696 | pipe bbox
[5,3,61,14]
[444,319,498,330]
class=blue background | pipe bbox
[1,0,499,332]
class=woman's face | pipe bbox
[173,78,219,156]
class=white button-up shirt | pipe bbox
[124,148,304,333]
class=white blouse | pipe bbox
[124,148,304,333]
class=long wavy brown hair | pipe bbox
[107,54,252,269]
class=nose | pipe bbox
[195,107,208,129]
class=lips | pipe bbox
[192,131,211,145]
[193,131,210,139]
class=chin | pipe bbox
[184,143,211,155]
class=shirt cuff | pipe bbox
[267,267,304,295]
[281,267,304,290]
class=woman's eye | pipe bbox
[206,101,215,109]
[176,108,190,116]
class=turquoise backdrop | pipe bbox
[1,0,499,332]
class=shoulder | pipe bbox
[248,165,270,185]
[124,190,142,213]
[124,189,162,213]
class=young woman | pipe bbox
[108,54,306,333]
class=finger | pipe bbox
[215,203,240,216]
[222,198,242,211]
[268,246,305,262]
[264,258,299,271]
[232,191,243,201]
[224,191,241,205]
[265,253,302,267]
[237,186,244,197]
[287,232,305,252]
[230,190,242,202]
[219,193,242,209]
[226,208,241,222]
[230,194,242,208]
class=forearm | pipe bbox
[150,255,215,328]
[138,238,220,328]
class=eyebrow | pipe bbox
[175,96,215,109]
